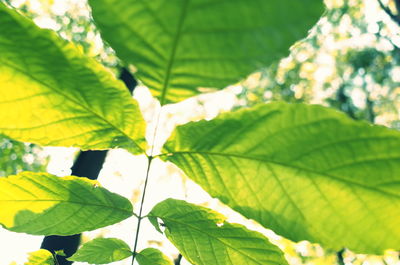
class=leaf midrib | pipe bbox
[0,60,144,153]
[0,199,133,214]
[161,151,400,199]
[159,0,190,105]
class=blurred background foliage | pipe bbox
[237,0,400,128]
[1,0,400,264]
[0,136,46,176]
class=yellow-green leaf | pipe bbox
[25,249,54,265]
[68,238,132,264]
[162,102,400,254]
[89,0,324,104]
[136,248,174,265]
[149,199,288,265]
[0,3,146,154]
[0,172,133,235]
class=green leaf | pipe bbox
[25,249,54,265]
[162,102,400,254]
[136,248,174,265]
[0,3,146,154]
[149,199,288,265]
[54,250,66,257]
[68,238,132,264]
[89,0,323,104]
[0,172,133,235]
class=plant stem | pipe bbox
[130,105,162,264]
[174,254,183,265]
[337,248,345,265]
[131,155,153,264]
[52,252,60,265]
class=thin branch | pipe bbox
[174,254,183,265]
[366,96,376,123]
[377,0,400,26]
[337,249,345,265]
[336,85,356,119]
[52,252,61,265]
[395,0,400,14]
[131,156,154,264]
[130,84,163,264]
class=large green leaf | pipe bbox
[68,238,132,264]
[89,0,323,104]
[136,248,174,265]
[149,199,288,265]
[0,3,146,154]
[24,249,54,265]
[162,102,400,254]
[0,172,133,235]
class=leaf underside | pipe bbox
[0,172,133,235]
[149,199,288,265]
[0,3,146,154]
[163,102,400,254]
[89,0,324,104]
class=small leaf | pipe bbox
[89,0,324,104]
[136,248,174,265]
[54,250,66,257]
[68,238,132,264]
[162,102,400,254]
[0,3,146,154]
[0,172,133,235]
[149,199,288,265]
[25,249,54,265]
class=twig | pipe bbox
[52,252,61,265]
[174,254,183,265]
[337,249,345,265]
[395,0,400,14]
[131,156,154,264]
[377,0,400,26]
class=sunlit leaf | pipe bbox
[149,199,288,265]
[0,3,146,154]
[89,0,323,104]
[68,238,132,264]
[25,249,54,265]
[0,172,133,235]
[162,102,400,254]
[136,248,174,265]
